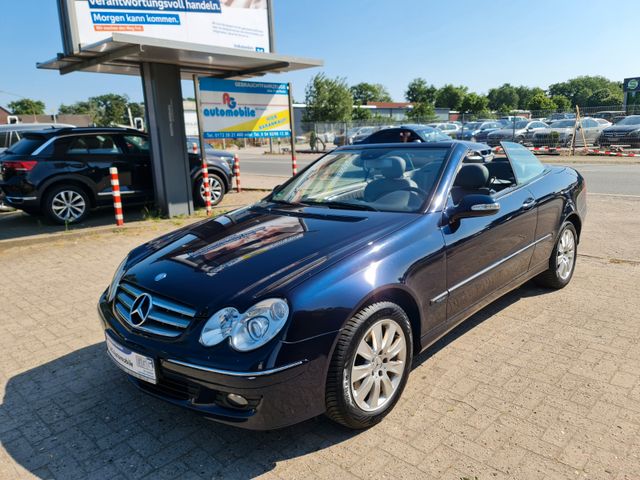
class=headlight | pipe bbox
[629,129,640,137]
[200,298,290,351]
[107,256,128,302]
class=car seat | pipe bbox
[450,164,491,204]
[363,156,417,202]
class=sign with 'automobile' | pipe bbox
[197,79,292,139]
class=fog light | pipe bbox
[226,393,249,408]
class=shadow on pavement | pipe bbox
[0,206,150,242]
[1,282,546,479]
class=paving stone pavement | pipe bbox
[0,195,639,480]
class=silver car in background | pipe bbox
[532,118,606,147]
[486,120,548,146]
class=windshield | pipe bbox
[616,116,640,126]
[513,121,529,129]
[418,128,450,141]
[5,136,46,155]
[271,147,450,213]
[463,123,480,130]
[550,120,576,128]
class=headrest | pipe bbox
[454,164,489,189]
[363,156,406,179]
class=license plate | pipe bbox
[106,334,157,384]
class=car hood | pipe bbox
[123,202,416,315]
[603,125,640,134]
[489,128,524,136]
[535,127,573,135]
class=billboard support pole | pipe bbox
[288,82,297,176]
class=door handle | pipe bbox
[522,198,536,210]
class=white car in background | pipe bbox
[428,122,461,137]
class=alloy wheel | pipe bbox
[556,228,576,280]
[51,190,86,222]
[200,177,223,203]
[350,319,407,412]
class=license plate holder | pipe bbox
[105,334,157,384]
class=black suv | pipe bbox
[0,127,233,224]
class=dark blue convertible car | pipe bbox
[98,141,586,430]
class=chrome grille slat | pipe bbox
[151,297,197,318]
[148,310,190,328]
[117,291,134,310]
[113,282,196,338]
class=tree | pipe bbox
[303,73,353,122]
[350,82,392,105]
[8,98,45,115]
[487,84,519,111]
[460,93,490,115]
[527,93,557,112]
[586,88,622,107]
[351,106,372,121]
[515,86,545,110]
[548,76,623,107]
[59,94,141,126]
[406,102,436,121]
[551,95,571,111]
[435,84,467,110]
[405,78,437,104]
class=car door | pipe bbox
[441,151,538,322]
[579,118,600,145]
[507,143,562,269]
[65,134,134,203]
[119,134,154,201]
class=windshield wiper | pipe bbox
[301,200,377,211]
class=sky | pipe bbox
[0,0,637,113]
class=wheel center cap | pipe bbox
[373,356,382,368]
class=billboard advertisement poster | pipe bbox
[197,78,291,139]
[68,0,270,53]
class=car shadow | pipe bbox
[1,281,547,478]
[0,205,151,241]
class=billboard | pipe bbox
[58,0,272,54]
[197,78,291,139]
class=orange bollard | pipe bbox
[109,167,124,227]
[233,154,241,193]
[202,159,212,216]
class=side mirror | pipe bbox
[447,194,500,224]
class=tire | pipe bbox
[325,302,413,429]
[516,135,525,144]
[194,173,225,207]
[534,222,578,289]
[43,184,90,224]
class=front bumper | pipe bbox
[98,295,334,430]
[598,135,640,147]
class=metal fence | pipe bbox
[299,104,640,153]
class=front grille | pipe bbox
[113,282,197,338]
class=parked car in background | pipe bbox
[333,126,378,146]
[457,121,503,142]
[486,120,548,146]
[532,118,605,147]
[355,125,451,144]
[0,123,75,153]
[427,122,460,137]
[186,136,235,170]
[351,126,394,144]
[596,115,640,148]
[592,111,626,123]
[546,112,576,123]
[0,127,233,224]
[98,140,585,430]
[594,119,613,127]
